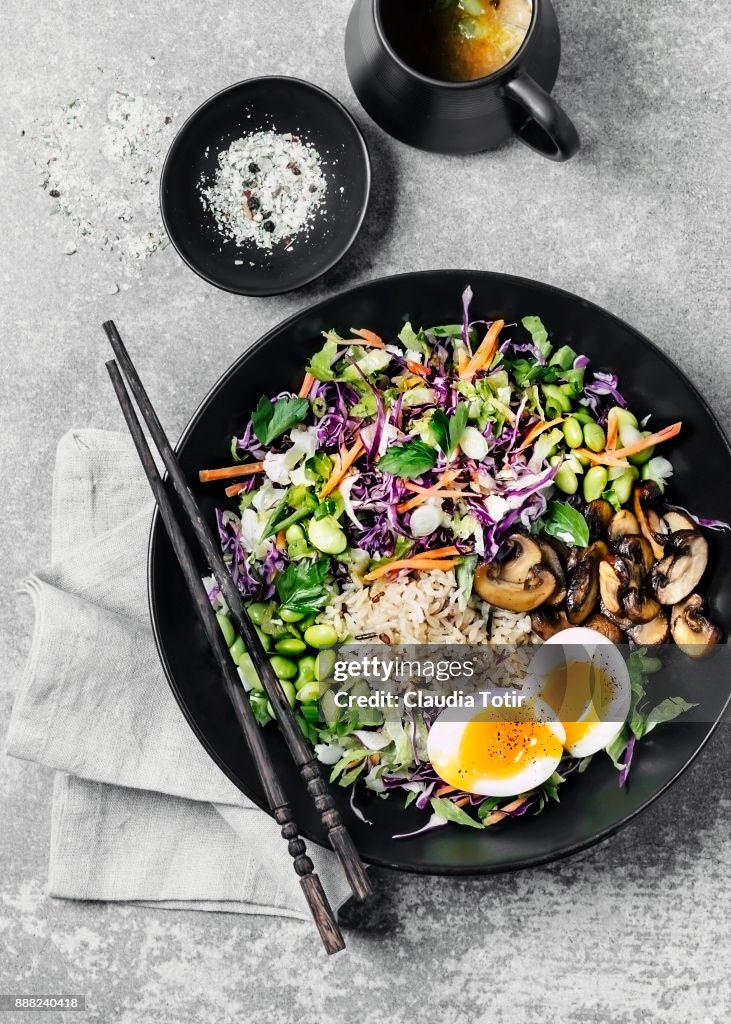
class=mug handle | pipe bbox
[503,73,580,162]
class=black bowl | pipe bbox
[160,77,371,296]
[148,270,731,874]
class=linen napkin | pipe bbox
[5,428,352,918]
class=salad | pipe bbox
[200,288,724,833]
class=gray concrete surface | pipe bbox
[2,1,729,1021]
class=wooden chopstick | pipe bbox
[102,320,372,904]
[105,359,344,955]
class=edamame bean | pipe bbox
[611,469,636,505]
[266,679,296,717]
[275,637,307,657]
[216,612,235,648]
[583,422,606,453]
[562,418,584,449]
[304,623,339,649]
[237,653,263,692]
[308,516,347,556]
[629,434,655,465]
[229,635,246,664]
[247,602,269,626]
[583,466,608,502]
[285,523,306,545]
[269,655,298,680]
[315,648,337,681]
[555,464,579,495]
[254,625,272,652]
[280,607,306,623]
[296,680,321,704]
[295,655,317,688]
[612,408,638,429]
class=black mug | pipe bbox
[345,0,580,161]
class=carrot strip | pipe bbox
[579,422,682,467]
[606,408,619,450]
[411,545,460,560]
[517,417,564,451]
[199,462,265,483]
[397,496,431,514]
[436,785,457,796]
[396,470,465,513]
[404,481,468,496]
[224,482,247,498]
[575,447,630,469]
[457,350,469,375]
[275,530,286,551]
[364,558,458,582]
[482,794,530,827]
[320,439,365,498]
[349,328,384,348]
[406,360,430,378]
[610,421,682,459]
[298,372,315,398]
[634,485,665,559]
[397,489,468,513]
[459,319,505,379]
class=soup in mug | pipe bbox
[383,0,533,82]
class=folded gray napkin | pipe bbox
[5,428,352,918]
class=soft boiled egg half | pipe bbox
[427,626,631,797]
[523,626,631,759]
[427,699,566,798]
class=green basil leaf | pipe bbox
[449,402,469,453]
[643,697,698,736]
[430,796,483,830]
[430,403,469,457]
[477,797,502,820]
[539,501,590,548]
[430,409,450,454]
[605,723,632,768]
[377,439,437,480]
[275,557,331,615]
[252,395,309,445]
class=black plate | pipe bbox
[160,77,371,296]
[148,270,731,874]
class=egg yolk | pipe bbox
[541,660,618,749]
[432,711,564,792]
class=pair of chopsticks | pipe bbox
[102,321,371,955]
